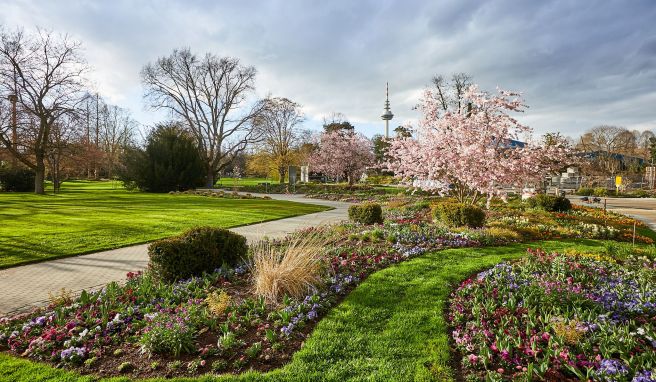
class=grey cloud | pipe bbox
[0,0,654,137]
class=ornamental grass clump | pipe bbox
[251,235,329,304]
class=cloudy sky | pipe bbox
[1,0,654,138]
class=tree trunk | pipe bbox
[206,167,214,188]
[279,169,286,184]
[34,161,46,194]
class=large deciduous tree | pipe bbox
[386,85,570,206]
[252,97,305,183]
[308,130,374,185]
[0,28,87,193]
[141,48,264,187]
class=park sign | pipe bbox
[615,176,622,187]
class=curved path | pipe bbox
[0,194,350,317]
[569,196,656,230]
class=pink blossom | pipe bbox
[386,85,571,205]
[308,131,374,185]
[468,354,479,364]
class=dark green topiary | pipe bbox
[0,168,35,192]
[117,123,206,192]
[148,227,247,282]
[525,194,572,212]
[432,203,485,228]
[348,203,384,225]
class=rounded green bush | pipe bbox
[0,168,35,192]
[576,187,594,196]
[525,194,571,212]
[348,203,383,225]
[432,203,485,228]
[148,227,247,282]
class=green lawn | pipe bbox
[0,239,611,381]
[215,177,272,187]
[0,181,329,268]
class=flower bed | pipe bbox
[1,196,655,379]
[449,249,656,381]
[0,223,465,378]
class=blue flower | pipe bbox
[632,370,655,382]
[597,359,629,381]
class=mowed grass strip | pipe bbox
[0,181,329,268]
[0,239,610,382]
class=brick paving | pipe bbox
[0,194,349,316]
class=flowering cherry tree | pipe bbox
[309,131,374,185]
[386,85,570,205]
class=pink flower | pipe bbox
[200,360,206,367]
[497,368,505,374]
[468,354,479,364]
[541,332,550,341]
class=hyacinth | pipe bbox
[449,249,656,381]
[631,370,655,382]
[596,359,629,380]
[60,346,87,361]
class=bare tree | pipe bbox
[141,48,264,187]
[0,28,87,193]
[99,104,137,179]
[431,72,473,113]
[46,113,83,192]
[579,125,637,154]
[578,125,640,175]
[252,97,304,183]
[636,130,655,157]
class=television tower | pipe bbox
[381,82,393,138]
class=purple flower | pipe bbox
[60,346,87,361]
[280,323,294,336]
[597,359,629,380]
[632,370,655,382]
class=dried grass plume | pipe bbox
[251,234,329,304]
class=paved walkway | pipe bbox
[569,196,656,230]
[0,194,350,317]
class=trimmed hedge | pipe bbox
[148,227,247,282]
[0,168,35,192]
[525,194,572,212]
[348,203,384,225]
[432,203,485,228]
